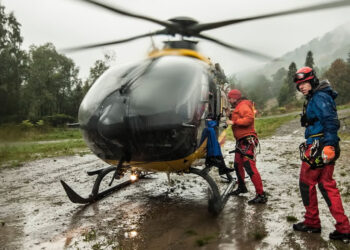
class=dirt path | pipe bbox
[1,118,350,250]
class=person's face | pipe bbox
[228,97,237,106]
[298,82,312,96]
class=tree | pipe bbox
[305,50,315,68]
[84,52,115,94]
[23,43,81,120]
[0,4,27,122]
[246,74,272,110]
[278,62,297,106]
[347,52,350,64]
[323,58,350,104]
[271,67,287,97]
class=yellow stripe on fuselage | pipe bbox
[148,48,211,64]
[104,130,227,172]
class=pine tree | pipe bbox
[305,51,315,68]
[278,62,297,106]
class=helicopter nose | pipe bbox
[97,93,128,142]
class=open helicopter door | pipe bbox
[187,76,236,215]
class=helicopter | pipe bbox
[60,0,350,215]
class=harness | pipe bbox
[229,135,260,160]
[300,100,319,127]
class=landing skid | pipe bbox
[189,167,236,215]
[61,166,145,204]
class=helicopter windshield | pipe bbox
[128,56,208,122]
[79,60,153,126]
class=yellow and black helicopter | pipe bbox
[61,0,350,215]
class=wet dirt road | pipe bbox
[1,118,350,250]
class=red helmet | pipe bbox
[294,67,319,89]
[228,89,241,100]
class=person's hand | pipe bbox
[226,120,234,126]
[322,146,335,164]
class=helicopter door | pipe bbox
[208,80,218,120]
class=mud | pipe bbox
[1,117,350,250]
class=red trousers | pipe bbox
[234,137,264,195]
[299,145,350,233]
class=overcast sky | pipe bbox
[2,0,350,79]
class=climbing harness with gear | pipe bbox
[229,135,260,160]
[299,137,340,169]
[299,139,324,169]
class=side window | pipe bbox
[208,79,218,119]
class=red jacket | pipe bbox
[231,99,256,140]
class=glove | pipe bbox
[322,146,335,164]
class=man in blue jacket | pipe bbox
[292,67,350,242]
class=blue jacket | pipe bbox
[199,120,223,157]
[305,80,340,146]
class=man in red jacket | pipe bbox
[226,89,267,204]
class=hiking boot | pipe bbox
[231,185,248,195]
[293,222,321,233]
[248,192,267,204]
[329,230,350,242]
[218,167,234,175]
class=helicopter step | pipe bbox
[61,165,145,204]
[188,167,236,215]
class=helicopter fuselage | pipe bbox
[79,51,227,172]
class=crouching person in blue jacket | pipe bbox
[200,114,233,181]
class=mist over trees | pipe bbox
[234,49,350,113]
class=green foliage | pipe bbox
[22,43,81,120]
[278,62,297,106]
[42,114,75,127]
[305,50,315,68]
[0,124,82,142]
[20,120,34,129]
[0,139,87,167]
[245,74,273,110]
[323,58,350,105]
[83,229,97,242]
[286,215,298,222]
[84,53,115,90]
[0,4,27,123]
[195,235,216,247]
[271,67,287,97]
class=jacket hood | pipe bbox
[237,99,253,108]
[312,80,338,100]
[206,120,217,128]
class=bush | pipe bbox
[42,114,75,127]
[20,120,34,130]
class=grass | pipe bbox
[0,139,88,167]
[226,114,296,140]
[248,230,268,241]
[195,235,217,247]
[0,125,82,142]
[337,102,350,110]
[286,215,298,222]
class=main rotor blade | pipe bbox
[196,34,273,60]
[76,0,175,30]
[61,30,168,52]
[192,0,350,32]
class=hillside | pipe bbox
[237,22,350,80]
